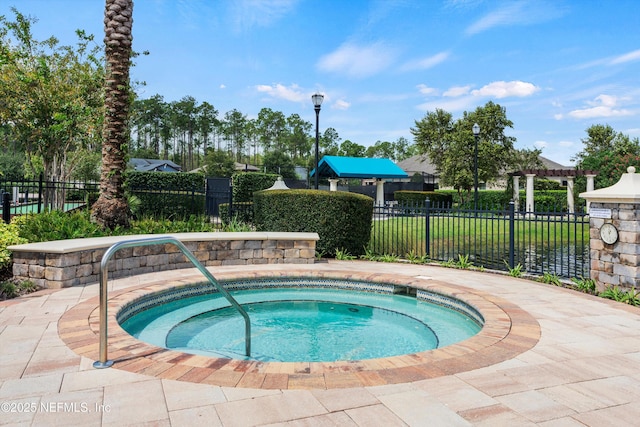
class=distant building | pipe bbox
[397,154,575,190]
[129,158,182,173]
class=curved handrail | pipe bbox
[93,236,251,368]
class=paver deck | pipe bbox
[1,260,639,426]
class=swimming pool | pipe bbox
[119,277,483,362]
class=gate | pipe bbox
[205,178,231,216]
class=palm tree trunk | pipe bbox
[92,0,133,229]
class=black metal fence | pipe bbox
[371,200,590,279]
[1,175,98,222]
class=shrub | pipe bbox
[232,172,279,202]
[0,220,27,269]
[14,210,106,242]
[219,202,253,224]
[253,189,374,257]
[126,171,206,219]
[394,191,453,206]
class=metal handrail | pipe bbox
[93,236,251,368]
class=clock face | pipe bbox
[600,223,618,245]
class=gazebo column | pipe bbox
[525,173,536,217]
[512,175,520,208]
[566,176,575,214]
[376,179,385,206]
[328,179,339,191]
[585,173,597,213]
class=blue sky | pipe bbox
[3,0,639,165]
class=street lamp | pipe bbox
[472,123,480,211]
[312,93,324,190]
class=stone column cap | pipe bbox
[579,166,639,203]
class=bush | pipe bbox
[394,191,453,207]
[14,210,106,242]
[219,202,253,224]
[126,171,206,219]
[0,220,27,269]
[253,189,374,257]
[232,172,280,202]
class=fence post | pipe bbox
[2,192,10,224]
[37,172,43,214]
[228,182,233,218]
[508,201,515,269]
[425,198,431,257]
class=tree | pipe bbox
[263,150,296,178]
[92,0,133,229]
[411,101,516,198]
[338,140,366,157]
[320,127,341,156]
[0,9,104,191]
[574,124,640,189]
[203,148,235,177]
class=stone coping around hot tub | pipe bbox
[58,269,541,390]
[9,232,319,289]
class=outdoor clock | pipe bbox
[600,223,619,245]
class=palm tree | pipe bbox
[92,0,133,229]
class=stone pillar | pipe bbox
[566,176,575,214]
[585,173,597,213]
[376,179,385,206]
[579,166,640,292]
[512,175,520,208]
[525,173,536,217]
[328,179,339,191]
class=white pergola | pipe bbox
[511,169,598,214]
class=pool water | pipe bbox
[121,287,481,362]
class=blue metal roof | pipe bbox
[310,156,408,179]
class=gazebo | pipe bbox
[309,156,408,206]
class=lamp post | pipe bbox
[312,93,324,190]
[472,123,480,211]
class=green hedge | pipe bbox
[253,189,374,257]
[394,191,453,206]
[126,171,205,218]
[232,172,280,202]
[219,202,253,224]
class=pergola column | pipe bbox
[566,176,575,213]
[376,179,385,206]
[512,175,520,207]
[525,173,536,216]
[328,179,339,191]
[585,173,597,213]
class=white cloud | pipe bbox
[554,113,564,120]
[609,49,640,65]
[255,83,306,102]
[332,99,351,110]
[317,42,396,78]
[443,85,472,97]
[418,96,477,112]
[230,0,298,32]
[416,84,438,96]
[219,84,226,89]
[401,51,450,71]
[534,140,548,149]
[559,140,574,147]
[568,94,633,119]
[471,81,539,98]
[465,1,566,35]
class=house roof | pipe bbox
[396,155,438,176]
[129,158,182,172]
[309,156,408,179]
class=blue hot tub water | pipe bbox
[120,281,482,362]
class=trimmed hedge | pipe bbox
[232,172,280,202]
[126,171,205,218]
[254,189,374,257]
[394,191,453,206]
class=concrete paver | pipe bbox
[1,260,639,426]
